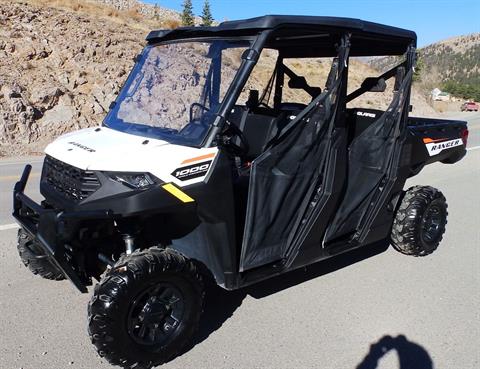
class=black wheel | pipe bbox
[390,186,448,256]
[17,228,65,280]
[88,247,205,368]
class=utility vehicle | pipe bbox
[13,16,468,368]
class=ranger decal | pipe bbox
[68,141,96,152]
[425,138,462,157]
[172,161,212,181]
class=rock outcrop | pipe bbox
[97,0,183,21]
[0,0,144,156]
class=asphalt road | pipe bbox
[0,113,479,369]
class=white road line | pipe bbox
[467,145,480,151]
[0,160,44,167]
[0,172,40,182]
[0,223,19,231]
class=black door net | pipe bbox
[324,67,413,244]
[239,40,349,272]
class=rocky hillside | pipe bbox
[0,0,147,156]
[97,0,181,20]
[0,0,437,157]
[421,33,480,86]
[95,0,203,24]
[369,33,480,93]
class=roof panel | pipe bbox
[147,15,416,42]
[146,15,416,56]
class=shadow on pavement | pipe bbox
[356,335,433,369]
[180,240,390,357]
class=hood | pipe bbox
[45,127,169,170]
[44,127,218,186]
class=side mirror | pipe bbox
[361,77,387,93]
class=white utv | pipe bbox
[13,16,467,368]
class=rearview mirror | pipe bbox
[361,77,387,93]
[288,76,322,97]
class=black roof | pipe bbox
[147,15,416,56]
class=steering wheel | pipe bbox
[189,102,210,123]
[190,102,249,157]
[223,119,250,158]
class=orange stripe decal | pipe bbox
[181,153,215,164]
[423,137,447,144]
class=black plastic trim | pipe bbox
[13,166,114,293]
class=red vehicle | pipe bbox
[461,101,479,112]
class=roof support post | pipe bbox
[205,30,272,147]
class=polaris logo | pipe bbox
[426,138,462,156]
[172,161,211,181]
[68,141,96,152]
[356,111,376,118]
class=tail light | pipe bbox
[461,128,469,147]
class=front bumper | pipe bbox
[13,165,112,293]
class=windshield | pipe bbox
[103,39,251,146]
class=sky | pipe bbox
[145,0,480,47]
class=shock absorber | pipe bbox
[123,234,136,255]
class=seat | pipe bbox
[346,108,384,143]
[228,105,306,161]
[242,112,277,161]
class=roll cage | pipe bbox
[145,15,417,148]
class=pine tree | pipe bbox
[413,51,424,83]
[201,0,213,26]
[181,0,194,26]
[153,4,160,22]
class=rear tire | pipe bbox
[17,228,65,280]
[390,186,448,256]
[88,247,205,368]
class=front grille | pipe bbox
[42,155,101,202]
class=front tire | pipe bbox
[390,186,448,256]
[17,228,65,280]
[88,247,204,368]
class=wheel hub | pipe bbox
[128,283,185,346]
[421,204,443,243]
[141,295,171,316]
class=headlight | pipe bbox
[105,172,159,189]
